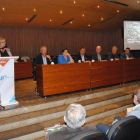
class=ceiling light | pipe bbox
[2,8,5,10]
[26,18,28,21]
[74,1,76,4]
[117,10,119,13]
[88,24,90,27]
[70,21,72,24]
[60,10,62,14]
[34,9,36,11]
[97,6,100,8]
[101,18,104,20]
[137,1,139,3]
[82,14,84,17]
[50,19,52,21]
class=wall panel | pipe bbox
[0,26,123,59]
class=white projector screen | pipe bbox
[124,20,140,50]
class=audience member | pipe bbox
[45,104,96,140]
[0,37,12,57]
[57,49,74,64]
[96,89,140,134]
[91,46,106,61]
[35,46,52,66]
[107,46,120,61]
[76,47,90,63]
[120,47,135,60]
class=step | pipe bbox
[0,98,133,139]
[0,81,138,119]
[0,81,138,140]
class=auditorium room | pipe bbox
[0,0,140,140]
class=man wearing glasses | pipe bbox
[35,46,52,66]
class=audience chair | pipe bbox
[31,58,36,81]
[70,130,108,140]
[107,116,140,140]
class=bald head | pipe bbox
[96,46,102,54]
[112,46,117,54]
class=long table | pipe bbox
[14,62,33,79]
[36,59,140,96]
[36,63,90,96]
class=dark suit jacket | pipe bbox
[45,125,96,140]
[107,52,120,61]
[76,52,90,62]
[35,54,51,67]
[91,52,106,61]
[120,52,135,60]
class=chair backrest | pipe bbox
[107,116,140,140]
[31,58,36,81]
[70,130,108,140]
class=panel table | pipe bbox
[14,62,33,79]
[91,60,124,88]
[36,63,90,96]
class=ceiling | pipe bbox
[0,0,140,31]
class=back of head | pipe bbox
[65,104,86,129]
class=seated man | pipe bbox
[96,89,140,134]
[35,46,52,66]
[91,46,106,61]
[120,47,135,60]
[107,46,120,61]
[45,104,96,140]
[76,47,90,63]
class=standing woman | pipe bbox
[57,49,74,64]
[0,37,12,57]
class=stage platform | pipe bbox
[0,78,139,140]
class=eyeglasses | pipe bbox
[42,49,47,52]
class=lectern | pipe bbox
[0,56,19,107]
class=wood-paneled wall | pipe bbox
[0,26,123,59]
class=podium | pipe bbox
[0,56,19,108]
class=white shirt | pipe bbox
[42,55,47,64]
[81,54,85,62]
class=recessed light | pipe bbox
[50,19,52,21]
[34,9,36,11]
[101,18,103,20]
[2,8,5,10]
[70,21,72,24]
[97,6,100,8]
[88,24,90,27]
[82,14,84,17]
[60,10,62,14]
[74,1,76,4]
[137,1,139,3]
[117,10,119,13]
[26,18,28,21]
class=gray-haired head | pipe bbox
[40,46,47,51]
[112,46,117,50]
[65,104,86,129]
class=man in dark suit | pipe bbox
[45,104,96,140]
[35,46,52,66]
[76,47,90,63]
[91,46,106,61]
[120,47,135,60]
[107,46,120,61]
